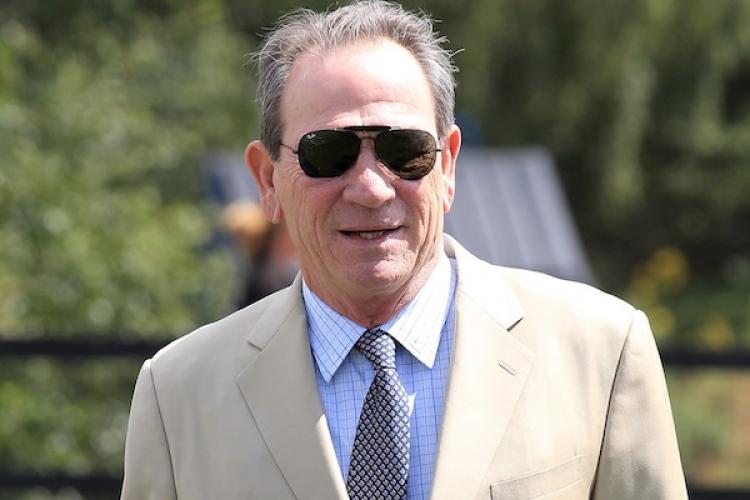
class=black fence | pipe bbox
[2,337,749,499]
[5,337,750,365]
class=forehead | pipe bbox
[280,40,436,139]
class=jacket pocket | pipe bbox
[490,455,584,500]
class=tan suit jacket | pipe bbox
[121,236,687,499]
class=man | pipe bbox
[121,1,687,499]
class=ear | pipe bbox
[439,125,461,213]
[245,140,283,223]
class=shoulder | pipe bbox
[499,266,635,323]
[145,282,301,384]
[454,244,642,364]
[446,234,637,335]
[491,266,643,373]
[459,258,659,408]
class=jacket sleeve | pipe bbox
[592,310,688,499]
[120,360,178,500]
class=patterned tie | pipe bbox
[346,329,410,500]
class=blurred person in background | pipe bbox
[121,1,687,499]
[223,200,298,307]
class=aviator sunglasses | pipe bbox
[279,125,442,180]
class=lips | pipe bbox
[340,227,401,240]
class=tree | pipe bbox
[0,0,255,480]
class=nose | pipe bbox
[340,143,396,208]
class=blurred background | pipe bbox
[1,0,749,498]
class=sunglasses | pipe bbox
[279,125,441,180]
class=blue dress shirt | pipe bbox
[303,255,457,499]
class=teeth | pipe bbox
[358,230,385,240]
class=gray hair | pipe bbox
[253,0,458,160]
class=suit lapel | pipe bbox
[431,237,535,500]
[236,277,348,500]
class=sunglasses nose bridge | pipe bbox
[355,134,377,153]
[349,133,381,166]
[340,133,394,181]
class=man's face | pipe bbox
[248,40,460,313]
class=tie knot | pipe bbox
[355,329,396,370]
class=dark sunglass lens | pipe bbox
[297,130,360,177]
[375,130,437,180]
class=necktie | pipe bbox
[346,329,410,500]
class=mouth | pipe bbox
[340,227,401,240]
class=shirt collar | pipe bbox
[303,253,455,382]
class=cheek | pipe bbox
[422,176,447,213]
[276,167,309,216]
[405,178,445,233]
[282,181,335,244]
[274,176,307,240]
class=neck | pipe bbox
[305,252,442,329]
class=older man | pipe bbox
[121,1,687,499]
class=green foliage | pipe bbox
[624,246,750,349]
[0,0,255,490]
[0,0,253,336]
[0,359,137,475]
[668,370,750,486]
[430,0,750,284]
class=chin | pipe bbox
[345,260,412,291]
